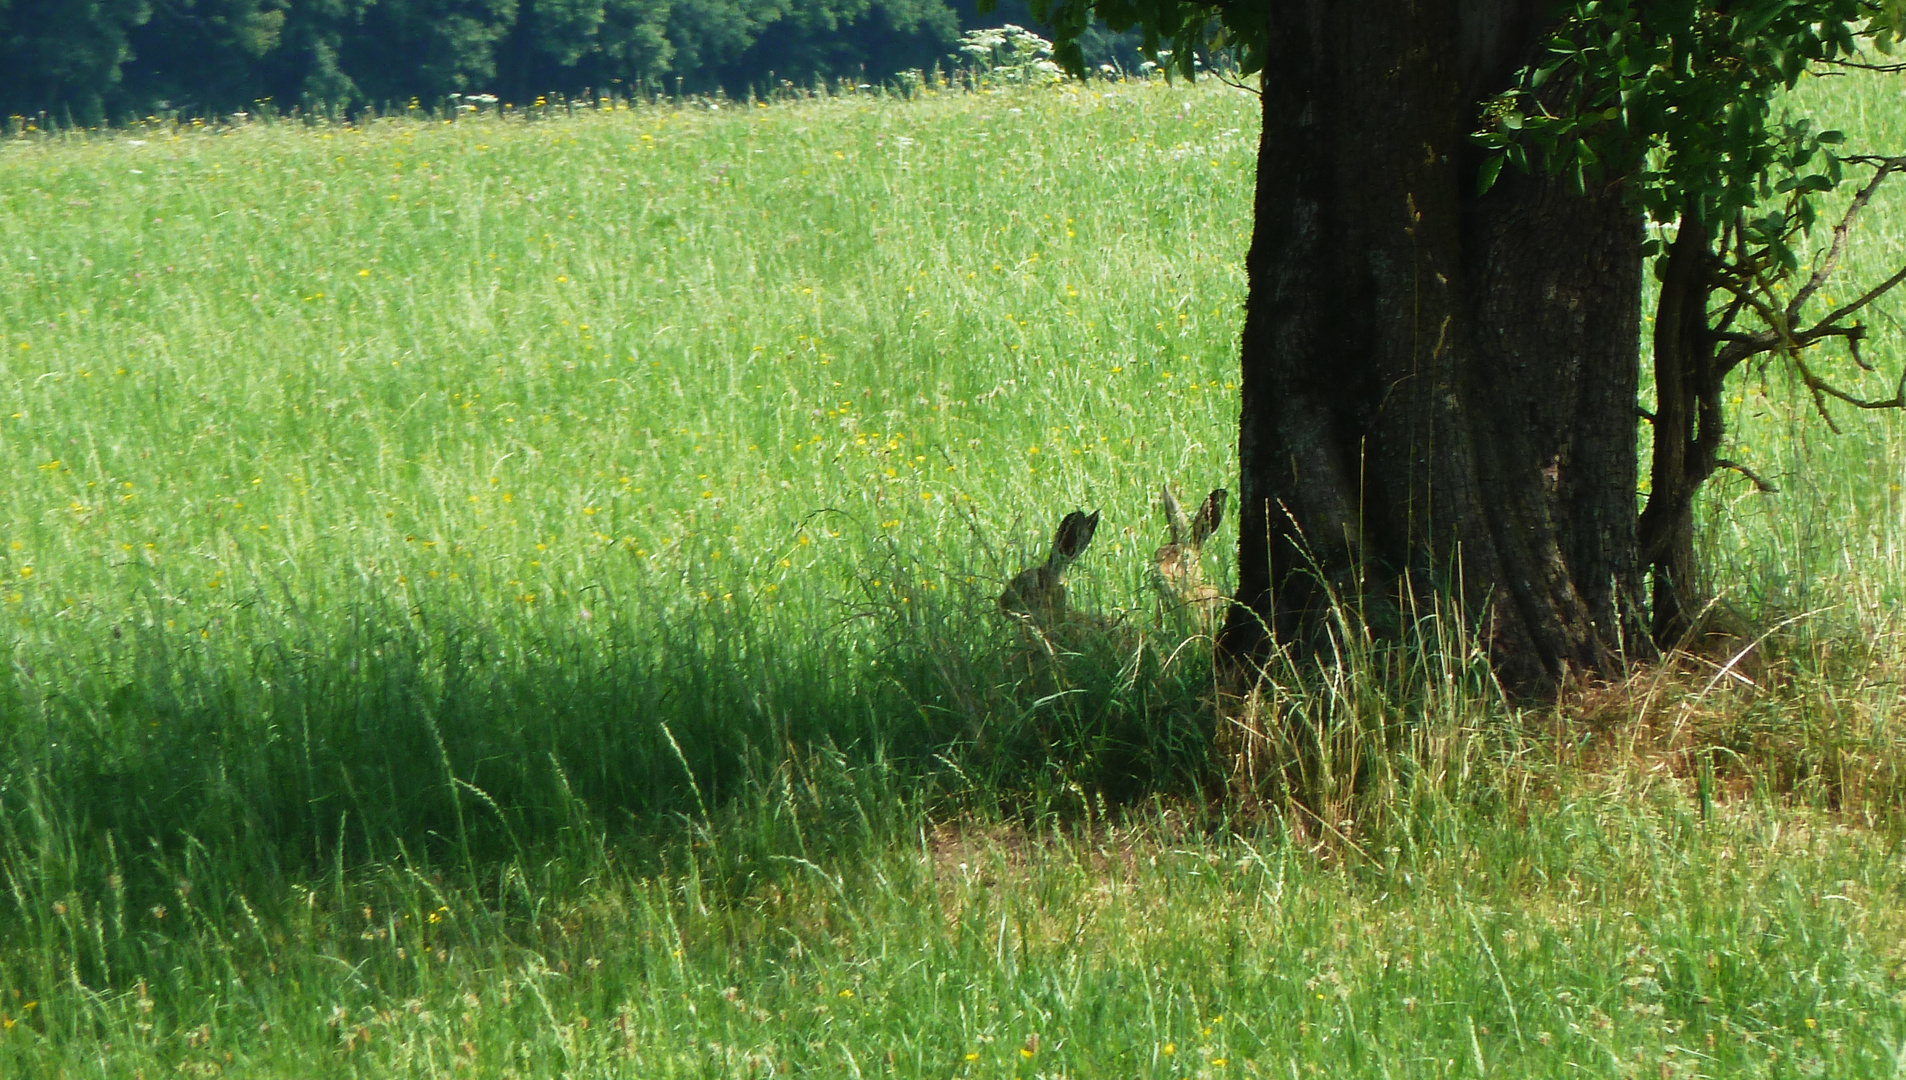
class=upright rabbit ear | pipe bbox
[1160,485,1191,544]
[1050,509,1100,567]
[1191,489,1227,547]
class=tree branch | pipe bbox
[1705,155,1906,376]
[1804,259,1906,334]
[1712,457,1780,493]
[1792,352,1906,415]
[1210,68,1261,97]
[1787,157,1906,319]
[1825,58,1906,73]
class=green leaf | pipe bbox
[1477,153,1505,194]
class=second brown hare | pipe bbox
[998,509,1101,630]
[1153,485,1227,620]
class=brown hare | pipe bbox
[998,509,1101,629]
[1153,485,1227,620]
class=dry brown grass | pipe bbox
[1189,605,1906,862]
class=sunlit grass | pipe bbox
[0,83,1252,636]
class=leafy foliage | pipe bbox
[122,0,291,114]
[0,0,153,123]
[0,0,966,118]
[1019,0,1248,80]
[348,0,521,102]
[1461,1,1906,301]
[1473,3,1903,231]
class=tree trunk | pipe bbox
[1218,0,1647,694]
[1636,217,1722,645]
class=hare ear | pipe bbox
[1191,489,1227,546]
[1160,485,1191,544]
[1051,509,1099,565]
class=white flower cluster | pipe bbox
[957,24,1065,84]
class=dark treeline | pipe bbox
[0,0,1131,124]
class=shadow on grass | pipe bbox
[0,574,1221,945]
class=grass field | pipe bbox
[4,74,1906,1077]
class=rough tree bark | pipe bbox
[1217,0,1648,693]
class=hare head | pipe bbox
[998,509,1101,626]
[1153,486,1227,612]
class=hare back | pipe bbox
[1184,584,1226,606]
[1156,583,1226,608]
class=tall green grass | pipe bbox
[0,81,1255,859]
[4,73,1906,1076]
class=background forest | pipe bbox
[0,0,1141,123]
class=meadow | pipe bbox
[3,73,1906,1077]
